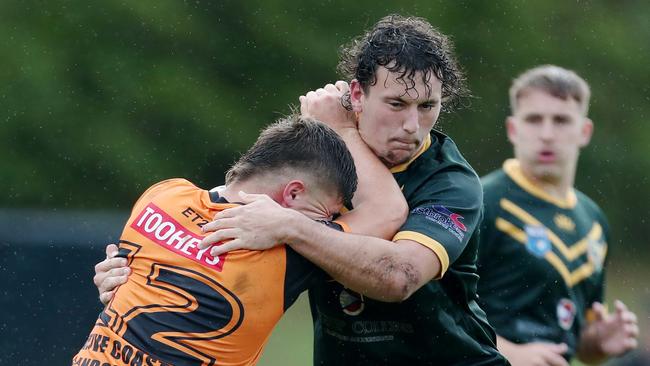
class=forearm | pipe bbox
[337,128,407,239]
[285,214,420,302]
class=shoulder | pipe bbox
[420,132,482,200]
[136,178,200,204]
[480,168,511,205]
[574,188,609,224]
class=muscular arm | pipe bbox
[300,82,408,240]
[334,128,407,239]
[272,207,441,302]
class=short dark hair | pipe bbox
[510,65,591,115]
[337,14,468,112]
[226,115,357,206]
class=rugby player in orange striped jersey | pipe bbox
[73,115,407,366]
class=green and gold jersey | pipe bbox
[309,132,508,365]
[477,160,609,361]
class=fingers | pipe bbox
[94,256,128,280]
[621,310,638,324]
[550,343,568,355]
[591,301,607,322]
[542,351,569,366]
[334,80,350,92]
[105,243,119,258]
[210,239,243,257]
[99,274,128,295]
[614,299,628,315]
[626,322,640,338]
[199,228,238,250]
[99,290,115,306]
[237,190,271,204]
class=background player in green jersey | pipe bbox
[477,65,639,365]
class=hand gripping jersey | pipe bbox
[309,132,508,365]
[477,160,609,361]
[72,179,323,366]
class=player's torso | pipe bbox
[74,180,288,366]
[310,133,504,365]
[478,168,607,355]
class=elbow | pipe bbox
[381,276,417,302]
[375,259,422,302]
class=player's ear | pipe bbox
[579,118,594,148]
[281,180,306,208]
[350,79,364,113]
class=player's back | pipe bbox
[73,179,315,366]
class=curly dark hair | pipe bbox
[337,14,468,112]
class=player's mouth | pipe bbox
[537,150,556,163]
[391,138,418,151]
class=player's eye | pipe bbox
[524,115,543,124]
[554,115,571,125]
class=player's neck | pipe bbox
[519,164,575,201]
[219,181,280,203]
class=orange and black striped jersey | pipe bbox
[72,178,325,366]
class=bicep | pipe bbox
[335,207,404,240]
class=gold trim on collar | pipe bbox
[390,135,432,173]
[503,159,577,208]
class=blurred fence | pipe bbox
[0,209,127,365]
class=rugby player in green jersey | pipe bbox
[198,15,507,365]
[476,65,639,365]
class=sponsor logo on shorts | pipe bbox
[339,288,365,316]
[130,203,226,271]
[525,225,551,257]
[411,205,466,242]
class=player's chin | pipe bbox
[384,150,414,167]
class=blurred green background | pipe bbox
[1,0,648,365]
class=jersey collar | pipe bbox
[390,134,432,173]
[503,159,577,209]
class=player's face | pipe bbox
[352,66,442,168]
[507,88,593,184]
[290,186,343,221]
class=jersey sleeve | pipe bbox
[393,170,483,277]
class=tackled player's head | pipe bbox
[337,14,467,112]
[225,115,357,211]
